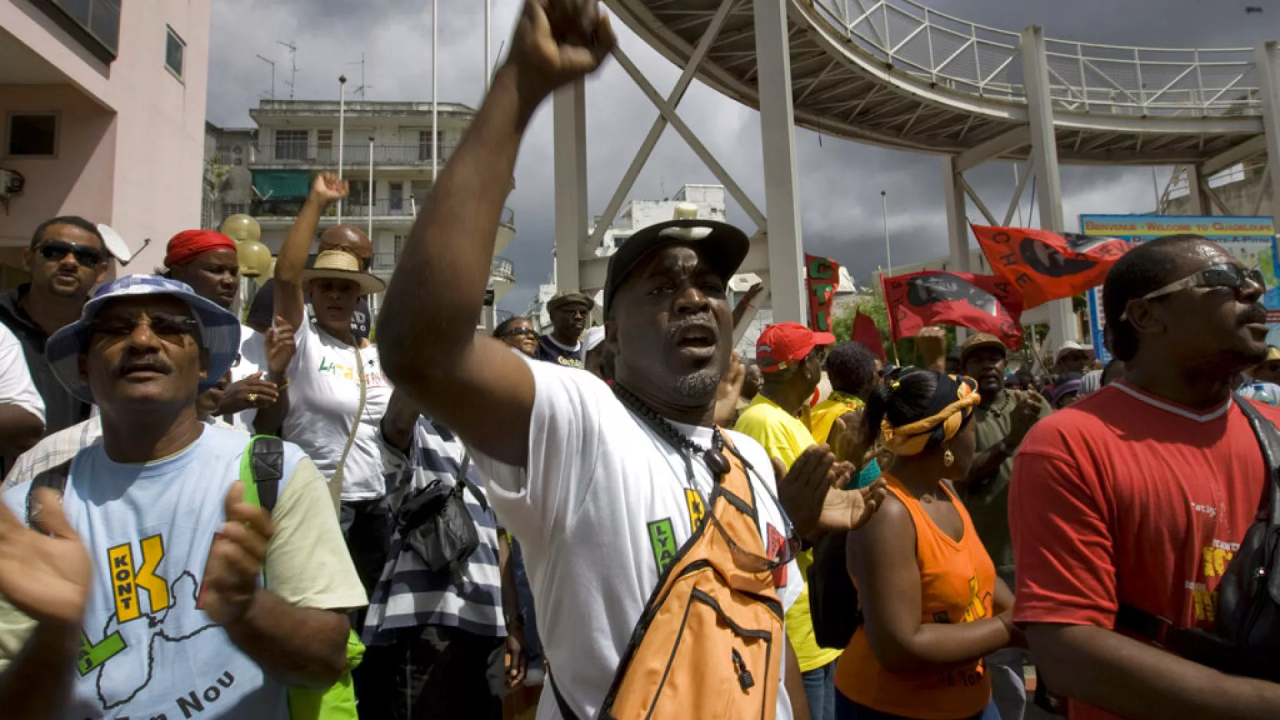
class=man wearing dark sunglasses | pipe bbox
[1011,235,1280,720]
[0,275,365,718]
[0,216,108,470]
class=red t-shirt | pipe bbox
[1009,382,1276,720]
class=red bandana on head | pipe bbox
[165,230,237,268]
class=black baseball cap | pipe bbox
[603,219,750,315]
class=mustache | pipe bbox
[113,356,173,377]
[1242,303,1268,325]
[665,314,720,341]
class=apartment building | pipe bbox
[206,99,516,323]
[0,0,211,280]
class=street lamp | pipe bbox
[338,74,347,223]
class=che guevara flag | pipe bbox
[971,225,1132,308]
[881,270,1024,348]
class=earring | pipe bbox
[942,448,955,467]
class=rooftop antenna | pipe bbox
[277,40,298,99]
[255,54,276,99]
[348,53,372,99]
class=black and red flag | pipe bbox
[881,270,1024,348]
[971,225,1132,308]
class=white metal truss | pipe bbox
[583,0,1280,343]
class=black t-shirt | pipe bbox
[0,285,93,472]
[535,335,584,368]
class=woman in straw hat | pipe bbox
[272,172,393,627]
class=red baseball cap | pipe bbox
[756,322,836,373]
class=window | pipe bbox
[7,114,58,157]
[348,180,375,205]
[394,235,407,261]
[274,130,308,161]
[165,26,186,80]
[418,130,443,161]
[317,129,333,150]
[31,0,120,62]
[389,182,404,214]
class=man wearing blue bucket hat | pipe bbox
[0,275,365,719]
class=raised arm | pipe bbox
[848,498,1011,673]
[378,0,614,467]
[274,175,347,333]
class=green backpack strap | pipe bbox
[239,435,364,720]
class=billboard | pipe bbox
[1080,215,1278,364]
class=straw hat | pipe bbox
[302,249,386,296]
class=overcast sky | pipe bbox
[206,0,1274,313]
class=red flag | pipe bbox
[972,224,1132,308]
[805,254,841,333]
[852,312,887,363]
[881,270,1024,348]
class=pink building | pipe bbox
[0,0,211,282]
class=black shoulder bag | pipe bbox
[1116,395,1280,681]
[396,454,489,573]
[807,530,863,649]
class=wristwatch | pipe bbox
[996,440,1012,455]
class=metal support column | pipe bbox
[754,0,807,324]
[554,78,588,293]
[942,156,970,343]
[1020,25,1078,350]
[1256,41,1280,225]
[1183,165,1207,215]
[942,156,970,273]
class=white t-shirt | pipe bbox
[230,324,265,433]
[0,322,44,425]
[284,319,392,501]
[472,358,803,720]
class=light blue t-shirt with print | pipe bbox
[2,425,308,720]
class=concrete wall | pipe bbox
[0,84,115,244]
[0,0,212,273]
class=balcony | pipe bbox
[252,197,417,223]
[491,256,515,284]
[250,143,457,169]
[490,255,515,302]
[496,206,516,256]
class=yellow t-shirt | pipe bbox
[808,391,864,446]
[734,394,844,673]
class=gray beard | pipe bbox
[675,367,722,400]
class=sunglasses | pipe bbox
[1121,264,1265,321]
[88,312,200,343]
[500,327,538,339]
[37,240,105,268]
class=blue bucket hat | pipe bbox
[46,275,242,404]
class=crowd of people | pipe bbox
[0,2,1279,720]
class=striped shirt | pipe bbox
[363,418,506,644]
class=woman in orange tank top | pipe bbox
[835,370,1016,720]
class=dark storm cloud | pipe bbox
[206,0,1269,312]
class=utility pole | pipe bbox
[485,0,492,92]
[432,0,439,182]
[367,136,375,241]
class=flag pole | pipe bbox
[878,266,901,367]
